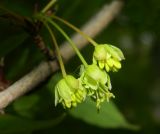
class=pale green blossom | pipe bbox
[93,44,125,72]
[55,75,86,108]
[80,64,114,109]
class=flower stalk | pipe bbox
[35,12,125,110]
[43,16,88,67]
[51,15,97,46]
[44,23,67,77]
[41,0,57,13]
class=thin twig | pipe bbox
[0,0,124,109]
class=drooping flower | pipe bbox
[93,44,125,72]
[80,64,114,109]
[55,75,86,108]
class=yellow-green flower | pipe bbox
[80,64,114,109]
[93,44,125,72]
[55,75,86,108]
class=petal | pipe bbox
[105,45,122,61]
[109,45,125,60]
[107,74,112,90]
[65,75,79,91]
[75,93,82,102]
[57,79,72,101]
[72,102,77,107]
[55,87,60,106]
[85,64,107,82]
[64,101,72,108]
[99,71,108,84]
[107,58,114,67]
[93,45,107,60]
[93,57,97,64]
[84,74,98,90]
[71,94,76,102]
[77,89,86,100]
[98,61,105,69]
[105,63,110,72]
[106,53,111,59]
[79,65,85,76]
[113,60,121,69]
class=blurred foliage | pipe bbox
[70,98,137,129]
[0,0,160,134]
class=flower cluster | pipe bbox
[55,44,124,109]
[37,0,125,110]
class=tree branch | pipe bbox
[0,0,124,109]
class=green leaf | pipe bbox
[69,99,138,130]
[13,95,40,118]
[0,114,65,134]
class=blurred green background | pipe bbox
[0,0,160,134]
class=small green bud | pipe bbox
[55,75,86,108]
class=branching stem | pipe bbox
[44,23,67,77]
[41,0,57,13]
[44,17,88,67]
[51,15,97,46]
